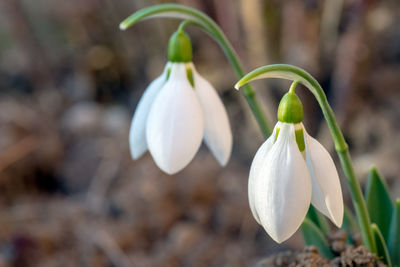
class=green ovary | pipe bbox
[168,30,193,63]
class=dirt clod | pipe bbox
[257,246,330,267]
[258,245,386,267]
[332,246,385,267]
[330,231,347,254]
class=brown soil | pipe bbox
[256,231,386,267]
[257,246,385,267]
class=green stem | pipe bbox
[289,80,299,94]
[235,64,377,253]
[120,4,271,137]
[178,20,194,32]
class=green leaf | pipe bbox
[388,199,400,266]
[301,218,334,259]
[371,223,392,266]
[341,205,359,244]
[365,166,393,239]
[306,205,330,235]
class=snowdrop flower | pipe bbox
[129,29,232,174]
[248,85,343,243]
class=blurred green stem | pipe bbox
[235,64,377,254]
[120,4,271,137]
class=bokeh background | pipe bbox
[0,0,399,266]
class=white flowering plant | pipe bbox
[120,4,400,265]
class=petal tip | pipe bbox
[157,163,182,176]
[162,169,177,176]
[268,231,288,244]
[214,146,231,167]
[271,236,284,244]
[131,151,143,160]
[217,155,230,167]
[332,210,344,228]
[129,145,146,160]
[326,200,344,228]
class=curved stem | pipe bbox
[178,20,195,32]
[289,80,299,94]
[120,4,271,137]
[235,64,377,253]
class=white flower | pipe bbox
[129,62,232,174]
[249,121,343,243]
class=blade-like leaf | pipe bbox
[365,167,393,239]
[388,199,400,266]
[371,223,392,266]
[306,205,330,235]
[301,218,334,259]
[341,205,359,244]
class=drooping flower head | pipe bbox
[248,82,343,243]
[129,29,232,174]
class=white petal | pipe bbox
[303,125,344,227]
[191,66,232,166]
[146,63,204,174]
[129,64,169,159]
[248,122,281,224]
[253,122,311,243]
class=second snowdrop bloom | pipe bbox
[129,29,232,174]
[248,85,343,243]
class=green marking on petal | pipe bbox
[186,67,194,88]
[166,67,171,81]
[275,127,280,140]
[295,128,305,152]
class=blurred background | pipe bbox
[0,0,399,266]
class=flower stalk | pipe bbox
[120,4,271,137]
[235,64,377,253]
